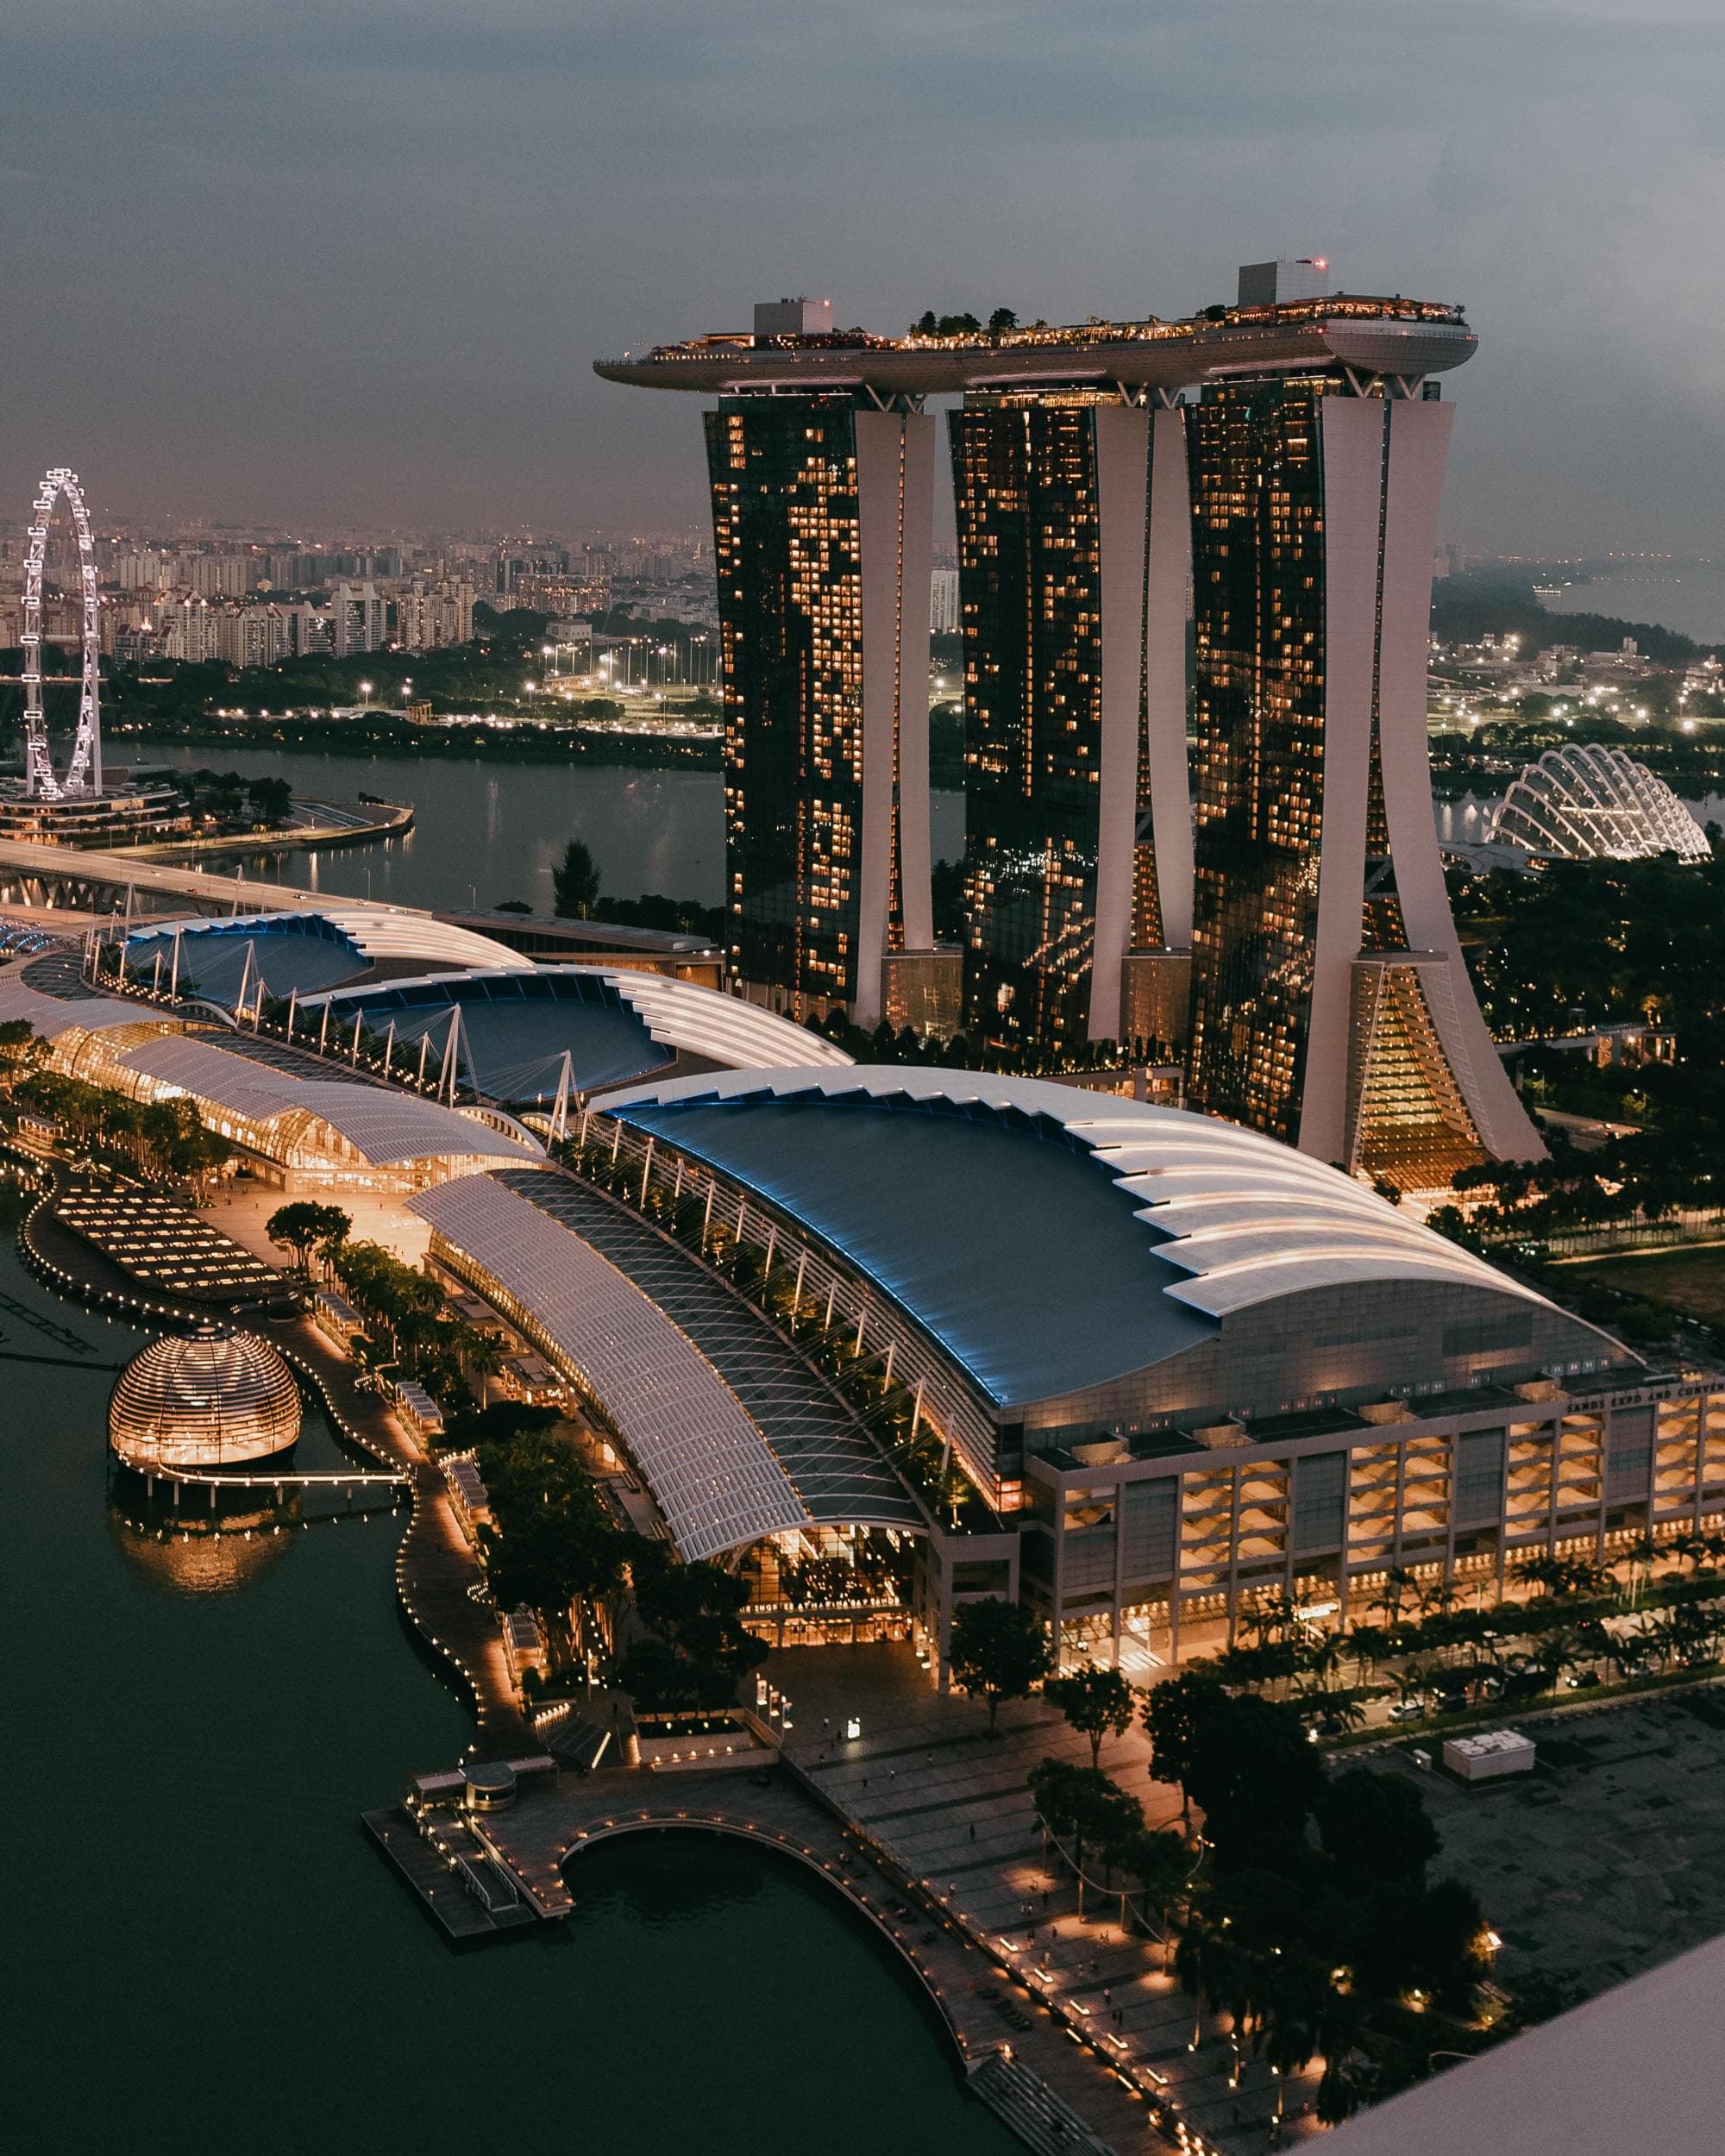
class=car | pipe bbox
[1388,1700,1426,1722]
[1565,1669,1602,1689]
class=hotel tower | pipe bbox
[597,262,1545,1183]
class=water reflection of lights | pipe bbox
[107,1485,404,1596]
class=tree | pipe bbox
[1401,1877,1492,2010]
[0,1018,41,1081]
[1184,1694,1322,1861]
[1027,1757,1142,1906]
[949,1596,1051,1734]
[629,1545,769,1701]
[1121,1827,1193,1959]
[1315,1769,1442,1890]
[987,306,1018,335]
[1044,1661,1137,1768]
[266,1200,351,1275]
[1140,1670,1227,1821]
[552,838,600,918]
[457,1324,507,1407]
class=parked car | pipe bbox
[1565,1669,1603,1689]
[1388,1700,1426,1723]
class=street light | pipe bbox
[359,680,373,708]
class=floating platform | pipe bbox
[362,1806,540,1942]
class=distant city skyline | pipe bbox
[8,1,1725,549]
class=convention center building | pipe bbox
[407,1068,1725,1674]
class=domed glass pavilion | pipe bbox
[109,1326,302,1473]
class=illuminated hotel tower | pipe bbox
[598,270,1539,1163]
[702,341,935,1027]
[1182,268,1545,1185]
[949,393,1192,1059]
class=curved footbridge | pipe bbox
[371,1756,1157,2156]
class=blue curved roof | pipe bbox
[315,973,672,1105]
[608,1081,1218,1407]
[125,916,364,1001]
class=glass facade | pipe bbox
[706,395,869,1012]
[950,392,1123,1060]
[1185,374,1329,1141]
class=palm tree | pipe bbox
[1622,1532,1662,1608]
[1533,1628,1583,1689]
[460,1326,508,1407]
[1302,1631,1345,1694]
[1372,1566,1415,1623]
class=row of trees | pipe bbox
[273,1213,510,1411]
[9,1065,233,1182]
[1141,1677,1493,2123]
[567,1131,992,1530]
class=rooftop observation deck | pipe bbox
[595,292,1477,398]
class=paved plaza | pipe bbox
[773,1643,1321,2153]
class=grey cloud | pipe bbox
[3,0,1722,545]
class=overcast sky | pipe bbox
[6,0,1724,552]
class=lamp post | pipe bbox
[359,680,373,709]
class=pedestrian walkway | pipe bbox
[775,1643,1324,2152]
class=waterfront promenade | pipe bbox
[10,1147,534,1758]
[462,1757,1162,2156]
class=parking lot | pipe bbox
[1379,1689,1725,2002]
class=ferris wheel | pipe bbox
[21,467,103,799]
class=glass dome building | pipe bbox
[109,1326,302,1472]
[1492,744,1709,862]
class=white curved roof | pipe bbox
[604,1066,1552,1327]
[141,907,536,974]
[116,1036,539,1170]
[410,1171,810,1559]
[0,980,171,1044]
[292,962,852,1073]
[1492,745,1709,862]
[597,970,852,1071]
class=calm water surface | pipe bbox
[1543,567,1725,644]
[2,1217,1008,2154]
[132,742,966,916]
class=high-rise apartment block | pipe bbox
[599,268,1546,1182]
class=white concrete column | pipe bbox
[1088,404,1152,1043]
[1296,395,1383,1164]
[1376,398,1546,1164]
[855,406,936,1030]
[1145,404,1195,951]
